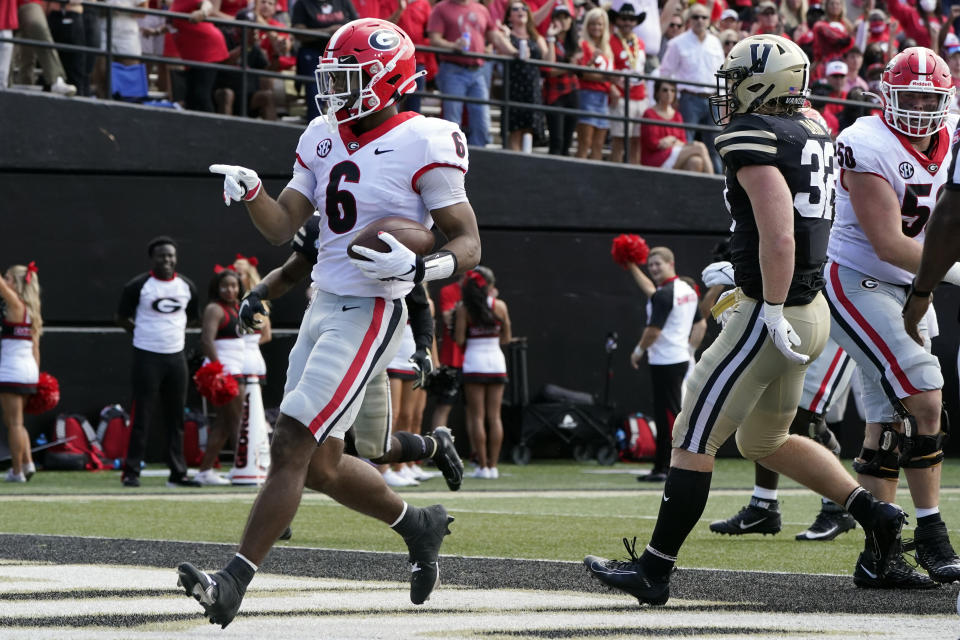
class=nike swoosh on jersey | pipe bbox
[342,305,360,312]
[739,518,768,529]
[799,525,838,539]
[374,148,394,155]
[858,563,878,579]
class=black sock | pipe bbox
[394,432,433,462]
[225,554,256,588]
[918,512,943,528]
[391,503,423,539]
[640,468,713,578]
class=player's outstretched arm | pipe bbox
[209,165,316,245]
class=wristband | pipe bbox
[417,250,458,283]
[908,279,932,299]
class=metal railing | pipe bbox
[2,2,878,157]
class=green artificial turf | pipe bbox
[3,458,959,576]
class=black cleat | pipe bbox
[853,550,938,589]
[584,537,670,606]
[709,497,781,536]
[167,474,201,488]
[909,521,960,583]
[121,473,140,488]
[637,471,667,483]
[795,504,857,541]
[402,504,454,604]
[860,500,908,581]
[177,563,246,628]
[431,427,463,492]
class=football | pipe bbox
[347,216,435,261]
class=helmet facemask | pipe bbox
[315,45,423,127]
[881,84,954,137]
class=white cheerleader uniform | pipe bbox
[242,330,267,381]
[462,297,507,384]
[386,324,417,381]
[0,309,39,394]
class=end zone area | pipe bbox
[0,533,955,639]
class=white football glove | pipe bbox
[762,302,808,364]
[350,232,423,282]
[702,261,735,287]
[209,164,262,206]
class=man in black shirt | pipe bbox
[291,0,358,120]
[585,34,908,604]
[115,236,200,488]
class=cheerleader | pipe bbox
[0,263,41,483]
[233,254,272,383]
[195,267,245,486]
[455,266,512,479]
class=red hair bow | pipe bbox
[25,261,38,284]
[465,270,487,288]
[213,264,236,274]
[235,252,258,267]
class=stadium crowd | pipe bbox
[9,0,960,163]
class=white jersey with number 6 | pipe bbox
[828,113,958,285]
[285,112,469,300]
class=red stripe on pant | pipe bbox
[309,298,386,436]
[828,262,920,396]
[808,347,844,413]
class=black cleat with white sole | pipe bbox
[909,520,960,583]
[795,504,856,541]
[177,563,246,628]
[584,537,670,606]
[402,504,454,604]
[709,497,781,536]
[431,427,463,492]
[852,550,937,589]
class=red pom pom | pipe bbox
[25,372,60,415]
[611,234,650,268]
[193,361,240,406]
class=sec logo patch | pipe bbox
[317,139,332,157]
[898,162,914,179]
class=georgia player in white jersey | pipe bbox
[177,18,481,628]
[825,47,960,588]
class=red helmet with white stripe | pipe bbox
[315,18,423,125]
[879,46,954,137]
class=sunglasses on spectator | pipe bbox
[668,21,682,27]
[723,39,737,45]
[690,14,710,20]
[510,5,526,11]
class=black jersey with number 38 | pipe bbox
[715,111,836,306]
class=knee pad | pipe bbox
[790,408,840,456]
[901,433,946,469]
[852,424,901,479]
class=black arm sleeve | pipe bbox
[117,273,149,320]
[405,285,433,351]
[647,287,674,329]
[292,214,321,263]
[182,276,200,323]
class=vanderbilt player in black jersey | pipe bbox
[584,34,909,605]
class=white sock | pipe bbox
[916,506,940,519]
[753,486,778,501]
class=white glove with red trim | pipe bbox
[209,164,262,206]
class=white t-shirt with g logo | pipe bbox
[117,272,198,354]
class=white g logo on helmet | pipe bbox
[369,29,401,51]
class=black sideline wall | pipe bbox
[3,91,959,461]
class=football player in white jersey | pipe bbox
[177,18,481,628]
[826,46,960,588]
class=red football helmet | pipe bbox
[879,47,954,137]
[315,19,423,124]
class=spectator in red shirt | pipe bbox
[391,0,438,113]
[542,3,579,155]
[811,19,853,76]
[608,1,646,164]
[823,0,852,33]
[857,8,895,54]
[640,80,713,172]
[246,0,294,70]
[574,7,616,160]
[171,0,230,111]
[428,277,465,430]
[751,1,789,37]
[822,58,847,122]
[883,0,944,49]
